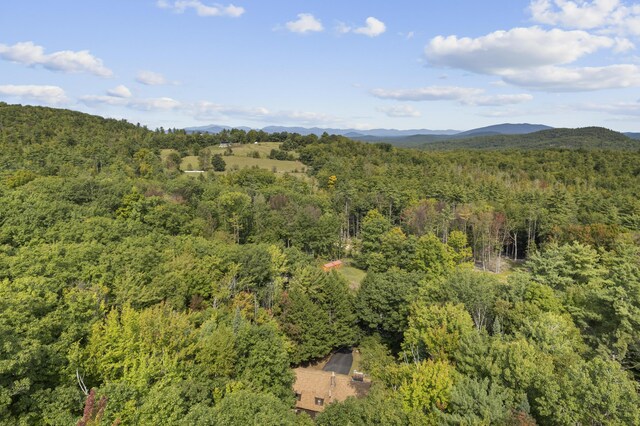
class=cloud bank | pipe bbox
[157,0,244,17]
[337,17,387,37]
[371,85,534,107]
[136,70,169,86]
[0,41,113,77]
[0,85,68,104]
[424,21,639,92]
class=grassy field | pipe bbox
[180,155,200,171]
[211,142,294,158]
[219,156,305,173]
[473,258,525,282]
[336,263,367,291]
[172,143,306,174]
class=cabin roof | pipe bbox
[322,260,343,269]
[293,368,370,413]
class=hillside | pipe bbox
[2,104,640,425]
[0,103,304,176]
[0,102,152,173]
[422,127,640,150]
[626,132,640,140]
[345,123,553,147]
[453,123,552,137]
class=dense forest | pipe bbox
[420,127,640,151]
[352,127,640,150]
[1,102,640,425]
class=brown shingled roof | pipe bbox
[293,368,371,413]
[322,260,343,271]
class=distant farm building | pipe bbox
[293,368,371,418]
[322,260,343,272]
[219,142,231,148]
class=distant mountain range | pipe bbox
[453,123,553,137]
[625,132,640,140]
[185,124,460,137]
[185,123,552,139]
[186,124,253,133]
[185,123,640,149]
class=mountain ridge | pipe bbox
[454,123,553,137]
[421,127,640,151]
[186,124,461,137]
[184,122,556,139]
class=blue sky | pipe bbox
[1,0,640,131]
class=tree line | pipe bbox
[1,103,639,424]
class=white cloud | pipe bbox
[502,64,640,91]
[192,101,342,125]
[0,41,113,77]
[371,86,485,101]
[462,93,534,106]
[80,95,125,107]
[136,70,168,86]
[424,25,640,92]
[578,100,640,116]
[335,17,386,37]
[530,0,620,29]
[0,84,68,104]
[425,27,614,74]
[193,101,268,119]
[371,85,534,107]
[81,93,340,126]
[285,13,324,34]
[0,41,43,64]
[529,0,640,35]
[157,0,244,17]
[129,97,182,111]
[613,36,636,51]
[336,22,352,34]
[354,17,386,37]
[270,110,337,125]
[81,94,181,111]
[477,108,532,118]
[107,85,132,98]
[376,105,422,118]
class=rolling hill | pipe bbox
[625,132,640,140]
[421,127,640,151]
[345,123,555,147]
[453,123,553,137]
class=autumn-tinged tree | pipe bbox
[403,302,474,362]
[3,104,640,424]
[217,191,252,243]
[412,233,456,276]
[400,359,455,417]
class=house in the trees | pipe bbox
[293,368,371,418]
[322,260,343,272]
